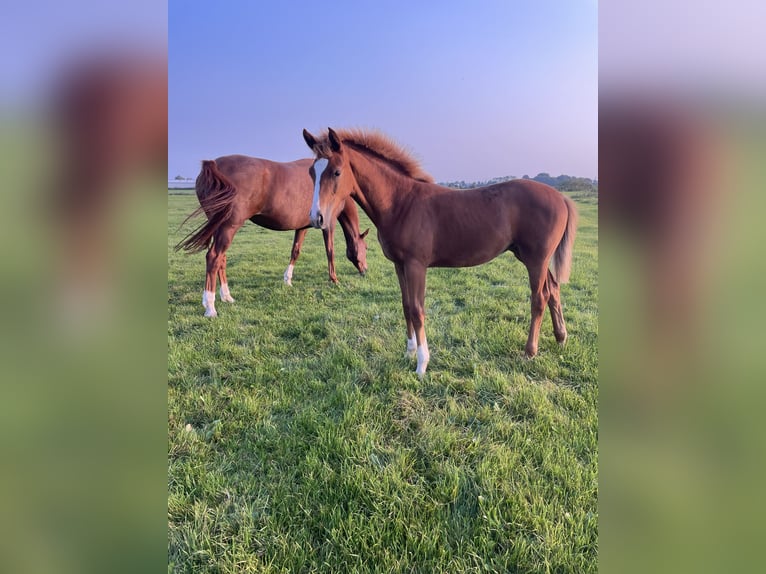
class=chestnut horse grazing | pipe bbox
[176,155,369,317]
[303,128,577,377]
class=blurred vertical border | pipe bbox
[3,1,765,573]
[600,1,766,573]
[0,2,167,573]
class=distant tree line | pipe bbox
[440,173,597,193]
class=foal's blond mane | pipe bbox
[314,128,434,183]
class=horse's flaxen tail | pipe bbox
[175,160,237,253]
[552,195,578,284]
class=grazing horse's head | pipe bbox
[347,228,369,276]
[303,128,357,230]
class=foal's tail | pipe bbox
[175,160,237,253]
[552,195,578,284]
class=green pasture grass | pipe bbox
[168,192,598,573]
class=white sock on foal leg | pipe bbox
[283,264,294,286]
[416,337,430,378]
[219,282,234,302]
[406,334,417,358]
[203,290,217,317]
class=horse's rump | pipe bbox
[175,160,238,253]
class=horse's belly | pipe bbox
[430,244,508,268]
[249,214,307,231]
[429,230,510,268]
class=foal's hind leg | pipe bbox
[284,228,308,286]
[523,262,551,358]
[203,224,237,317]
[546,270,567,345]
[395,262,417,359]
[218,254,235,302]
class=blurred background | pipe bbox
[600,1,766,573]
[0,2,166,573]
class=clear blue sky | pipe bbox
[169,0,597,182]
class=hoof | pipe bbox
[405,349,416,360]
[524,347,538,359]
[221,295,235,303]
[204,309,218,318]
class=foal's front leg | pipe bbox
[321,221,338,284]
[404,261,429,377]
[395,262,416,359]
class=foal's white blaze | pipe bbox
[416,337,430,378]
[219,282,234,302]
[203,290,217,317]
[310,158,328,226]
[283,263,294,286]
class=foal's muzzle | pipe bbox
[310,211,324,228]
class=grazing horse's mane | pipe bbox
[313,128,434,183]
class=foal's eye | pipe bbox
[334,170,341,177]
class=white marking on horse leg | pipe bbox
[220,282,234,302]
[310,158,328,226]
[416,337,430,378]
[203,290,217,317]
[405,335,417,358]
[283,263,294,286]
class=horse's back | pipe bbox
[211,156,313,189]
[428,179,564,227]
[480,178,563,204]
[200,155,314,226]
[212,155,268,188]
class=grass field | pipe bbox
[168,190,598,573]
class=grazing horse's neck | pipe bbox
[347,147,413,227]
[337,206,359,246]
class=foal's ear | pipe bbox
[303,129,318,151]
[328,128,342,153]
[360,228,369,239]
